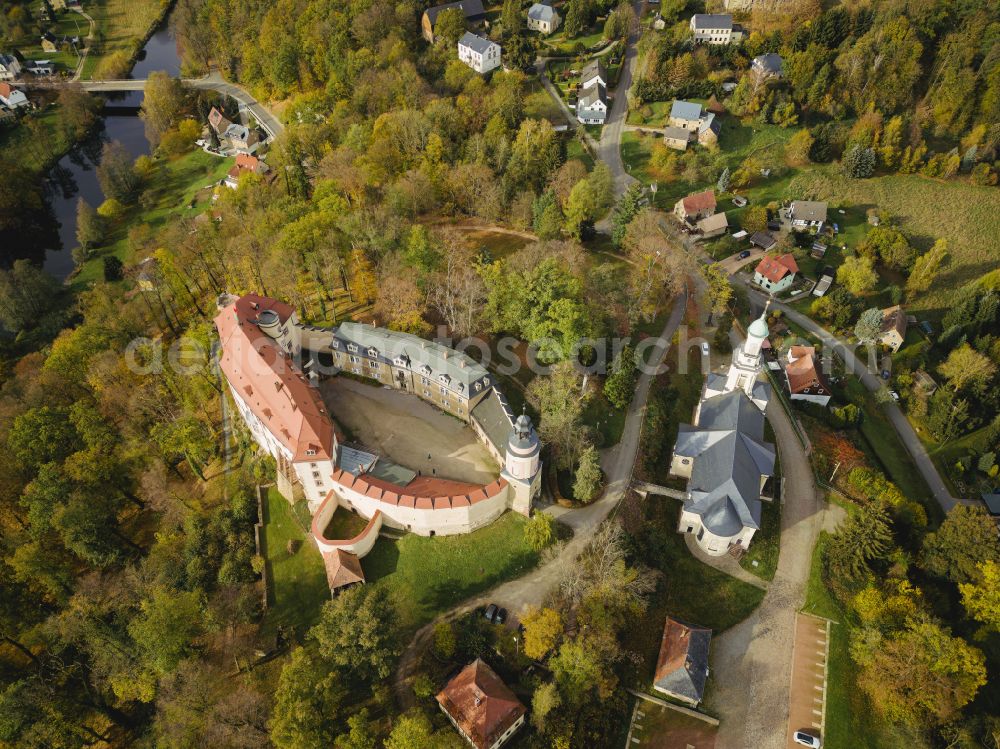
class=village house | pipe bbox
[667,100,720,146]
[437,659,527,749]
[689,14,743,45]
[26,59,55,75]
[208,106,232,135]
[223,122,260,154]
[696,212,729,238]
[575,81,607,124]
[0,54,22,81]
[654,618,712,706]
[879,305,908,352]
[0,82,29,110]
[751,52,783,79]
[224,153,270,189]
[421,0,487,43]
[784,346,831,406]
[580,58,606,89]
[787,200,828,231]
[752,253,799,294]
[674,188,717,223]
[663,125,691,151]
[527,2,560,34]
[457,32,501,74]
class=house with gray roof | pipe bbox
[654,618,712,706]
[580,59,607,89]
[422,0,487,43]
[458,32,501,73]
[671,389,775,556]
[527,2,561,34]
[689,13,743,44]
[576,82,607,124]
[751,52,783,79]
[668,100,704,131]
[317,322,495,422]
[663,125,692,151]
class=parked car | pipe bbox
[889,390,900,402]
[700,342,710,356]
[738,250,751,259]
[793,732,821,748]
[495,607,508,625]
[767,221,781,232]
[484,604,498,623]
[732,195,748,207]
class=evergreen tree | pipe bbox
[826,500,893,578]
[717,166,731,193]
[843,144,877,178]
[603,345,636,409]
[611,183,643,248]
[573,445,603,502]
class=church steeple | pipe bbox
[701,298,771,413]
[744,298,771,357]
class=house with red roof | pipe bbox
[752,253,799,294]
[437,659,527,749]
[673,189,717,223]
[653,617,712,706]
[784,346,831,406]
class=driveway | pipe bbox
[743,288,962,513]
[393,294,687,710]
[706,355,830,749]
[715,246,764,275]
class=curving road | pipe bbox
[742,287,961,513]
[392,294,687,710]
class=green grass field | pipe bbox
[626,100,670,127]
[20,11,87,73]
[261,489,330,636]
[72,147,233,290]
[79,0,166,79]
[543,23,608,55]
[363,512,543,629]
[0,106,73,174]
[524,80,565,126]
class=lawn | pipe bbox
[739,492,780,581]
[523,80,565,126]
[79,0,167,79]
[783,170,1000,314]
[71,147,233,290]
[0,105,73,175]
[363,512,544,630]
[543,24,608,55]
[261,488,330,636]
[582,390,626,447]
[625,100,671,127]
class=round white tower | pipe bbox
[506,413,540,480]
[503,412,541,515]
[743,303,770,357]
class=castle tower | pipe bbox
[502,412,541,516]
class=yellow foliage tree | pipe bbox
[521,606,563,660]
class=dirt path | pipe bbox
[392,295,687,710]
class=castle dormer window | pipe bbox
[474,382,482,392]
[331,340,339,349]
[438,374,450,385]
[347,343,358,353]
[420,364,432,376]
[367,347,378,358]
[393,355,409,367]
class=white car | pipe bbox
[701,342,710,357]
[793,731,822,748]
[889,390,900,402]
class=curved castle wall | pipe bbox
[311,491,383,558]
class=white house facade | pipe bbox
[690,14,743,44]
[575,82,607,124]
[458,32,501,74]
[0,83,28,109]
[0,54,21,81]
[527,3,561,34]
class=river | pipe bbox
[39,17,182,280]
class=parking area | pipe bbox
[716,246,764,275]
[626,693,718,749]
[786,613,830,748]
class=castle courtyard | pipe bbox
[319,376,500,486]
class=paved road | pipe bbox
[715,245,764,275]
[707,332,832,749]
[597,0,643,199]
[743,287,961,513]
[26,72,284,139]
[392,294,687,710]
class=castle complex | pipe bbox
[670,306,776,556]
[215,293,542,593]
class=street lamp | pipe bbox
[513,635,519,657]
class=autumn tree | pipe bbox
[524,511,554,551]
[141,72,190,148]
[622,211,691,323]
[96,141,140,203]
[527,361,586,471]
[922,505,1000,584]
[854,307,882,344]
[522,606,563,659]
[938,343,996,394]
[836,255,878,295]
[959,561,1000,632]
